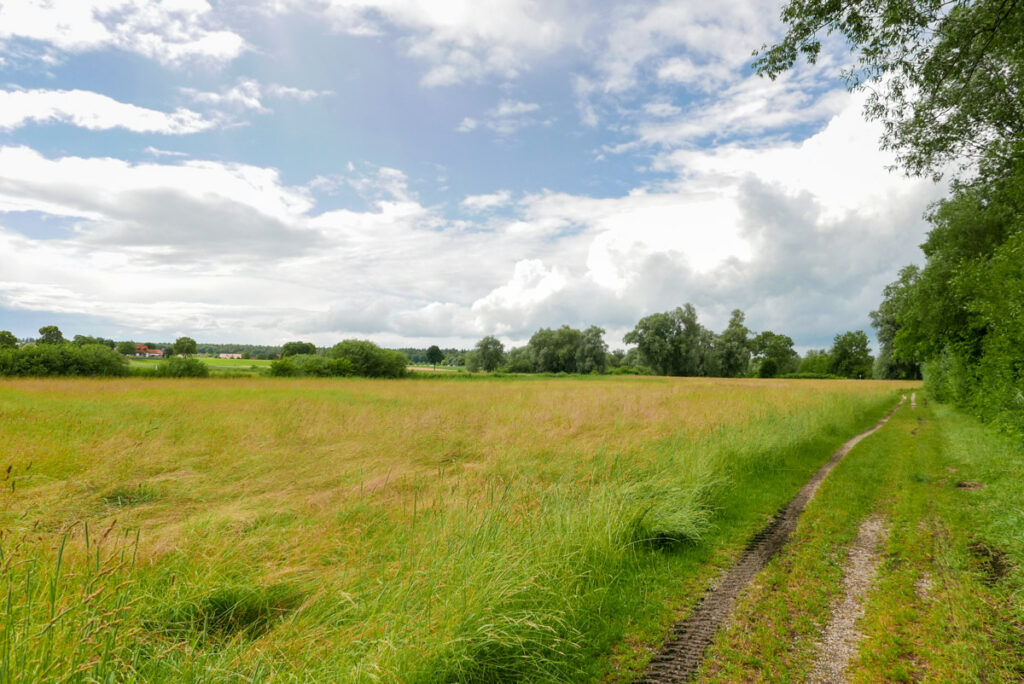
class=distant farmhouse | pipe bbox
[135,344,163,358]
[218,353,243,359]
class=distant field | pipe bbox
[129,357,273,375]
[0,376,916,680]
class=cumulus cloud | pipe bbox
[0,88,216,134]
[0,0,245,66]
[0,93,941,347]
[0,146,318,260]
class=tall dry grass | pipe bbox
[0,376,916,680]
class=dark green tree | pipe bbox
[0,331,17,349]
[751,331,800,376]
[425,344,444,369]
[37,326,64,345]
[115,341,136,356]
[281,341,317,357]
[829,331,874,379]
[717,309,751,377]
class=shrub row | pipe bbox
[0,344,129,377]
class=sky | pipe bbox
[0,0,943,351]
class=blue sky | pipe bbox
[0,0,942,350]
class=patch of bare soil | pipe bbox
[956,481,985,490]
[968,541,1012,585]
[808,515,888,683]
[636,399,905,683]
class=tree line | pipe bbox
[762,0,1023,435]
[460,308,873,379]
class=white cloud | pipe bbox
[182,78,267,112]
[182,78,333,114]
[284,0,581,86]
[0,0,245,66]
[0,88,216,134]
[460,99,543,135]
[0,96,942,347]
[143,146,189,158]
[461,190,511,212]
[0,146,317,258]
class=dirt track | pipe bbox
[637,399,905,683]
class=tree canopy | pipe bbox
[755,0,1024,179]
[281,341,317,358]
[172,336,197,357]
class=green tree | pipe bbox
[751,331,799,376]
[717,309,751,377]
[37,325,64,345]
[575,326,608,374]
[624,304,707,376]
[72,335,114,348]
[474,336,505,372]
[173,336,197,357]
[828,331,874,379]
[425,344,444,369]
[756,0,1024,178]
[115,341,136,356]
[870,266,923,379]
[0,331,17,349]
[281,341,317,358]
[799,349,831,375]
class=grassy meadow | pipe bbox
[0,376,916,681]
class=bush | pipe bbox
[327,340,407,378]
[154,357,210,378]
[0,344,128,377]
[268,354,355,378]
[757,358,779,378]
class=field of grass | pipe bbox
[129,357,273,376]
[0,376,916,681]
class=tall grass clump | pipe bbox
[0,524,140,681]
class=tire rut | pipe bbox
[636,399,905,683]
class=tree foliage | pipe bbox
[327,340,407,378]
[756,0,1024,178]
[172,336,197,357]
[154,357,209,378]
[281,341,317,358]
[37,326,64,345]
[0,344,128,377]
[425,345,444,368]
[474,336,505,373]
[828,331,874,379]
[0,331,17,349]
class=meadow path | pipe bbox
[637,398,905,683]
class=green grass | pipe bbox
[129,357,272,377]
[699,396,1024,681]
[0,376,916,681]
